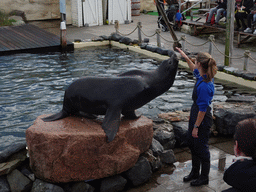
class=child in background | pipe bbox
[223,119,256,191]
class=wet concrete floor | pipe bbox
[127,137,235,192]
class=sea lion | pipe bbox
[42,54,179,142]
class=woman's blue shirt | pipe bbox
[194,69,214,112]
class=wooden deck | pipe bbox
[182,20,256,47]
[0,24,73,56]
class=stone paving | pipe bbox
[30,14,253,191]
[144,136,235,191]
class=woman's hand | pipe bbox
[176,47,195,71]
[192,128,198,138]
[175,47,188,59]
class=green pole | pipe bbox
[224,0,235,66]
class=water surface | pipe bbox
[0,46,244,147]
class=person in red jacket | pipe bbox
[223,119,256,191]
[205,0,227,26]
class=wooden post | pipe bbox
[115,20,119,33]
[156,29,161,47]
[218,157,226,171]
[244,50,250,71]
[102,0,107,25]
[224,0,235,66]
[208,35,215,55]
[60,21,67,52]
[138,22,142,44]
[155,0,181,49]
[181,35,186,50]
[60,0,67,53]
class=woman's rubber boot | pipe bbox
[190,161,210,186]
[183,156,200,182]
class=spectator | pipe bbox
[223,119,256,191]
[235,0,254,31]
[244,1,256,34]
[206,0,227,26]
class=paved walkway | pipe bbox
[32,14,256,73]
[31,14,250,191]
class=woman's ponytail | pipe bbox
[196,52,217,82]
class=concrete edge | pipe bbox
[74,41,110,49]
[73,41,256,91]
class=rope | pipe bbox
[249,54,256,63]
[116,26,138,37]
[140,29,157,38]
[114,22,256,65]
[158,33,176,43]
[211,41,244,59]
[183,38,209,47]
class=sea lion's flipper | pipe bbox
[122,110,141,119]
[42,110,69,122]
[102,106,122,142]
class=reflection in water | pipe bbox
[0,46,245,145]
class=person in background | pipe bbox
[206,0,227,26]
[176,47,217,187]
[235,0,254,31]
[244,1,256,34]
[223,119,256,191]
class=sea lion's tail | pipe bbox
[42,110,69,122]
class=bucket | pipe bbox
[131,0,140,16]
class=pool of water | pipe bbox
[0,46,249,148]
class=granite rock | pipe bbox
[100,175,127,192]
[31,179,64,192]
[7,169,32,192]
[158,111,190,122]
[70,182,94,192]
[0,138,26,163]
[26,115,153,182]
[213,102,256,135]
[0,176,10,192]
[150,138,164,157]
[0,149,27,176]
[226,95,256,103]
[124,156,152,186]
[142,150,162,172]
[153,129,175,147]
[160,149,176,164]
[172,121,189,147]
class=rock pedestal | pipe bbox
[26,115,153,183]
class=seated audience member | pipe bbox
[235,0,254,31]
[244,1,256,34]
[206,0,227,26]
[223,119,256,191]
